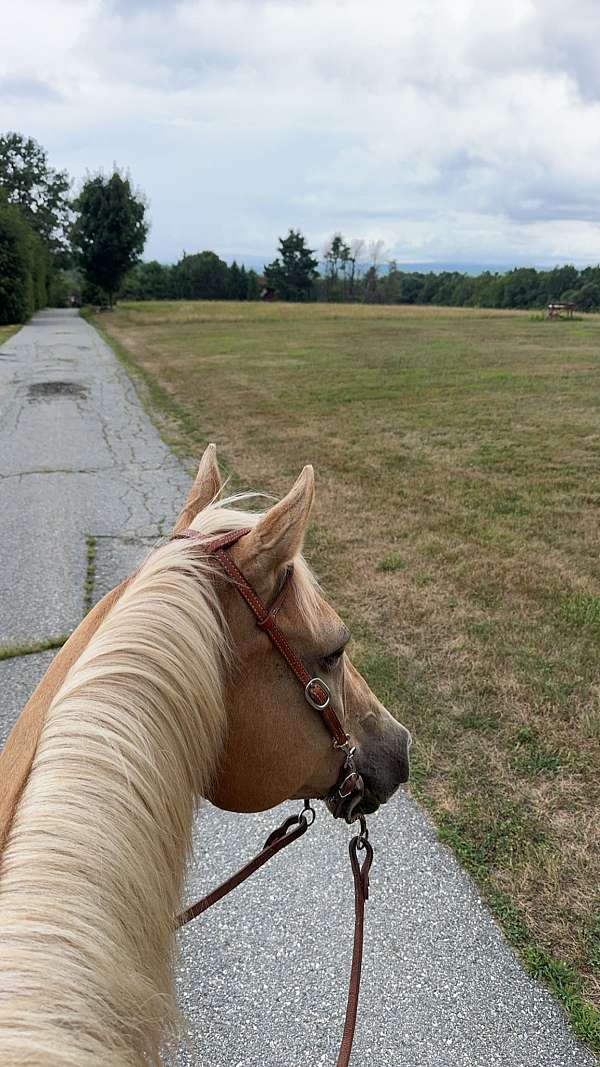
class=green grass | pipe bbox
[0,324,20,347]
[91,299,600,1056]
[84,535,97,613]
[0,635,70,661]
[376,553,406,572]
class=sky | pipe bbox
[2,0,600,269]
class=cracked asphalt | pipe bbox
[0,310,596,1066]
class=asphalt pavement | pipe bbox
[0,309,595,1066]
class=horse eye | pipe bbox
[320,647,345,672]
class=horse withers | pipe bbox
[0,445,410,1067]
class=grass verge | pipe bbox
[0,635,70,662]
[84,535,97,614]
[87,300,600,1056]
[0,324,21,347]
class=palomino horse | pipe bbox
[0,445,410,1066]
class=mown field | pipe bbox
[91,300,600,1052]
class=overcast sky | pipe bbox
[3,0,600,268]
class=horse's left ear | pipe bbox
[247,465,315,569]
[172,443,223,534]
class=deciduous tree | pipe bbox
[71,171,147,306]
[0,132,71,261]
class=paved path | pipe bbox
[0,310,595,1066]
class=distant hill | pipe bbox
[221,255,583,276]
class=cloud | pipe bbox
[0,77,63,103]
[2,0,600,265]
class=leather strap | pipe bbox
[337,833,373,1067]
[173,527,350,749]
[172,525,370,1065]
[176,809,309,926]
[176,807,371,1067]
[213,545,350,747]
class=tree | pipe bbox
[71,171,148,305]
[228,260,247,300]
[264,229,318,301]
[323,232,351,300]
[348,238,365,298]
[119,260,173,301]
[0,197,48,323]
[246,268,261,300]
[367,239,387,274]
[0,133,71,261]
[564,282,600,311]
[172,250,229,300]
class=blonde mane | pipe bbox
[0,495,320,1067]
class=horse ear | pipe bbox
[248,465,315,568]
[172,443,222,534]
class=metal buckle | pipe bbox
[338,771,360,798]
[305,677,331,710]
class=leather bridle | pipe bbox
[172,526,374,1067]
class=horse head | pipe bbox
[180,444,411,819]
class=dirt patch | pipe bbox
[26,381,89,402]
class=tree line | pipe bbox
[119,229,600,311]
[120,254,262,302]
[258,231,600,310]
[2,131,600,322]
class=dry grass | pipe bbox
[92,300,600,1050]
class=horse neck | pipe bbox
[0,543,227,1067]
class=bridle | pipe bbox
[172,526,374,1067]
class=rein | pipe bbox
[172,527,374,1067]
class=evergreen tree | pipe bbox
[264,229,318,301]
[238,264,248,300]
[71,170,147,306]
[228,259,246,300]
[246,269,260,301]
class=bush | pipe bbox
[81,279,109,306]
[0,200,47,324]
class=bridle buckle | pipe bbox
[304,676,331,710]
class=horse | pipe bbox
[0,445,410,1066]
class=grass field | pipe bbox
[0,325,19,346]
[91,300,600,1052]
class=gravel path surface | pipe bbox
[0,310,595,1066]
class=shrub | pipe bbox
[0,200,46,324]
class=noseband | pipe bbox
[172,526,374,1067]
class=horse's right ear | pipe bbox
[172,443,223,534]
[245,465,315,571]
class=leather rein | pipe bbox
[172,527,374,1067]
